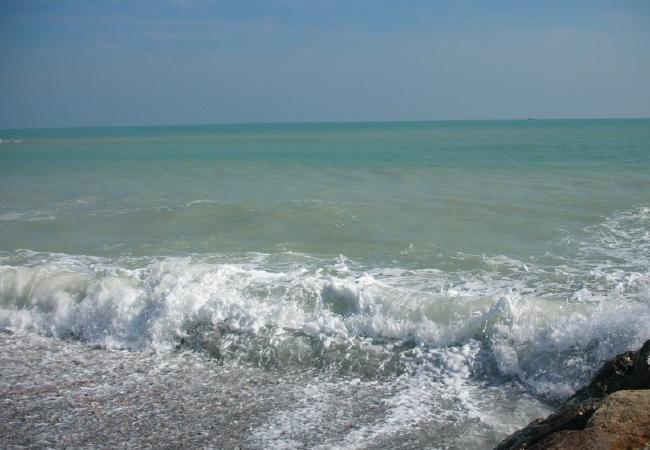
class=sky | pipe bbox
[0,0,649,129]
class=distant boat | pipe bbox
[527,117,535,121]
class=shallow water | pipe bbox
[1,120,649,448]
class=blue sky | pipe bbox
[1,0,649,128]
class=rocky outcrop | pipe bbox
[587,390,650,449]
[569,340,650,404]
[495,340,650,450]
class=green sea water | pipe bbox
[0,119,649,448]
[1,120,649,264]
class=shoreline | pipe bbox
[0,331,542,449]
[0,332,289,449]
[2,331,648,449]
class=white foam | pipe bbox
[0,207,648,401]
[184,199,224,207]
[250,383,331,449]
[0,211,56,222]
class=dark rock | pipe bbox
[495,339,650,450]
[569,339,650,404]
[525,390,650,449]
[494,398,602,450]
[529,428,611,450]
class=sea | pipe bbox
[0,119,649,449]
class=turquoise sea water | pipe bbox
[2,120,649,261]
[1,120,649,448]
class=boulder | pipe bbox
[587,390,650,449]
[495,340,650,450]
[569,339,650,404]
[494,399,602,450]
[529,429,611,450]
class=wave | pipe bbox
[0,208,648,401]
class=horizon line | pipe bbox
[1,116,649,133]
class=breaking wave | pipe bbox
[0,208,648,402]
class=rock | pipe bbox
[494,398,602,450]
[587,390,650,450]
[569,340,650,404]
[524,390,650,449]
[495,340,650,450]
[530,428,611,450]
